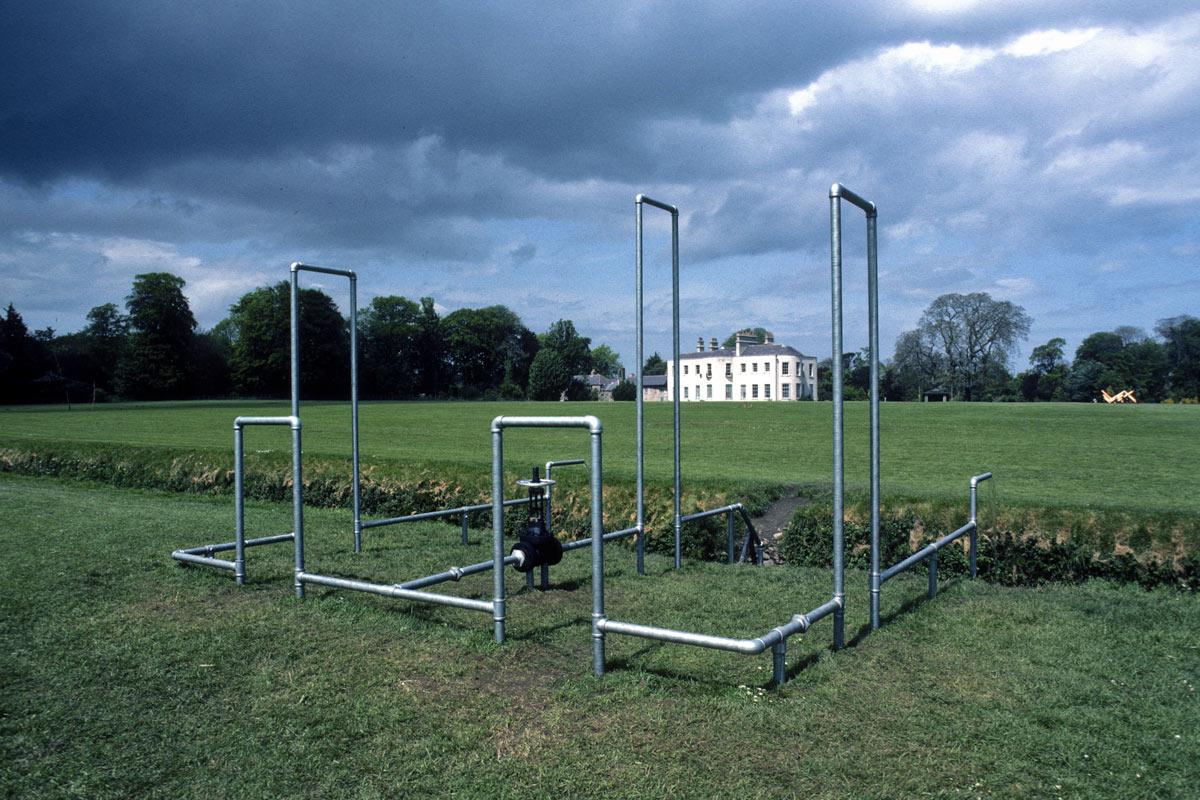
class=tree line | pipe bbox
[827,292,1199,403]
[0,272,626,404]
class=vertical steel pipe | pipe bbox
[635,198,646,577]
[969,472,991,579]
[291,418,304,599]
[671,208,682,570]
[727,509,736,564]
[829,193,845,650]
[928,550,938,599]
[868,209,882,633]
[289,266,300,419]
[772,641,787,687]
[350,275,361,554]
[234,424,246,585]
[591,426,605,676]
[491,427,506,643]
[461,511,469,546]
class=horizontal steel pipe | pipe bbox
[234,415,300,429]
[598,611,813,655]
[397,528,636,591]
[635,194,679,214]
[880,522,974,584]
[361,497,530,530]
[179,532,295,556]
[172,551,237,570]
[296,572,493,613]
[562,527,638,552]
[291,261,356,279]
[830,183,877,216]
[398,555,521,590]
[679,503,743,523]
[491,415,602,434]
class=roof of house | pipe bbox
[676,343,812,361]
[639,374,667,388]
[574,372,620,390]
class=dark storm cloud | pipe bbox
[6,0,1191,185]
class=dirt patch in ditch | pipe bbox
[749,488,810,564]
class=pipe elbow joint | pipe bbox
[289,261,303,273]
[288,416,302,430]
[584,415,603,434]
[490,416,506,434]
[829,182,844,198]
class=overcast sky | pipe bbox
[2,1,1197,371]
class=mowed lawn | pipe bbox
[2,474,1198,799]
[1,399,1198,514]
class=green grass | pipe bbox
[2,399,1198,514]
[2,474,1198,798]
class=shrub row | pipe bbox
[0,443,778,560]
[780,503,1199,591]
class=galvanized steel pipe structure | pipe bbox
[873,472,992,624]
[829,182,879,650]
[490,416,605,645]
[678,504,764,565]
[171,415,302,585]
[635,194,681,571]
[290,262,362,553]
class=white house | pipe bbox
[666,334,818,402]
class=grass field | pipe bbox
[2,399,1198,515]
[2,474,1197,798]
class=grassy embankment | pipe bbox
[1,474,1197,798]
[1,400,1197,559]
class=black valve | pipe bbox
[510,466,563,573]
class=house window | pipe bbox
[725,384,732,400]
[696,385,700,400]
[795,382,801,399]
[740,385,747,399]
[725,364,732,378]
[782,362,789,375]
[752,384,759,399]
[808,363,814,378]
[741,363,746,373]
[706,384,712,399]
[764,384,771,399]
[752,363,758,372]
[684,386,688,398]
[683,365,688,375]
[782,384,790,398]
[764,362,770,371]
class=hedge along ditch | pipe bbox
[779,502,1200,592]
[0,442,780,561]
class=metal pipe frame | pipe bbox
[171,416,302,585]
[635,194,681,572]
[290,262,362,553]
[830,182,879,649]
[490,416,605,646]
[538,458,586,588]
[874,473,992,617]
[678,503,763,565]
[361,497,531,531]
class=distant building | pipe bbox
[666,333,818,402]
[639,374,667,402]
[923,387,951,402]
[573,370,622,401]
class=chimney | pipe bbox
[709,337,718,352]
[735,336,742,358]
[696,337,704,353]
[765,332,774,344]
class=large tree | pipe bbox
[441,306,536,397]
[906,292,1031,400]
[117,273,197,400]
[721,327,774,348]
[1155,315,1200,400]
[642,352,667,376]
[81,303,129,392]
[590,344,622,377]
[1018,337,1069,401]
[1066,329,1168,401]
[889,328,944,400]
[0,303,53,403]
[227,281,349,399]
[359,295,424,399]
